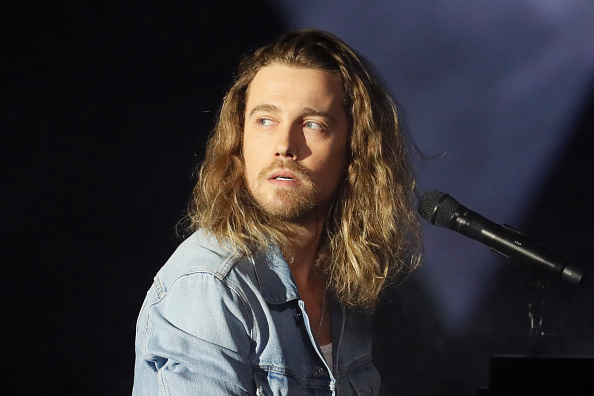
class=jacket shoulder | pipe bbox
[154,230,245,295]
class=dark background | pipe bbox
[3,2,593,395]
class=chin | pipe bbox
[259,190,316,221]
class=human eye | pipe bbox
[257,117,275,126]
[304,120,326,131]
[256,117,274,126]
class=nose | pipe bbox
[274,123,301,160]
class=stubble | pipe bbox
[250,159,319,221]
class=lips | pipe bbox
[256,159,313,187]
[266,169,303,187]
[269,170,298,182]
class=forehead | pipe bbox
[245,65,345,111]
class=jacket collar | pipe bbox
[195,229,300,304]
[250,244,300,305]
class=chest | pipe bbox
[249,299,380,395]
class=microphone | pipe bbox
[417,190,583,285]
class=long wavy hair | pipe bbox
[187,29,422,311]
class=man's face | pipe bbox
[243,65,349,221]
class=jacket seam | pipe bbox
[144,268,255,361]
[253,365,333,389]
[333,354,374,380]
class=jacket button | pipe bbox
[294,312,302,326]
[312,366,324,378]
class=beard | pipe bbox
[249,160,320,221]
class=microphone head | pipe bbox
[418,190,462,228]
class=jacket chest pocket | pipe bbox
[345,361,381,396]
[254,368,333,396]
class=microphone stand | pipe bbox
[484,267,593,394]
[527,269,559,356]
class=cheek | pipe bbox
[316,145,347,184]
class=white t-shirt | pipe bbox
[320,343,333,371]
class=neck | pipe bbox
[284,208,332,346]
[285,208,327,288]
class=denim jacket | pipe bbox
[133,230,380,395]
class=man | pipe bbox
[133,29,421,395]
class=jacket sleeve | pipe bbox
[132,272,255,396]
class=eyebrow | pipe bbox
[301,108,336,123]
[248,104,279,117]
[248,104,336,123]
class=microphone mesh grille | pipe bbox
[418,190,460,228]
[418,190,442,220]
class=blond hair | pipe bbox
[187,29,422,310]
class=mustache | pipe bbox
[257,159,313,183]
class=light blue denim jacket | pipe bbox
[133,230,380,395]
